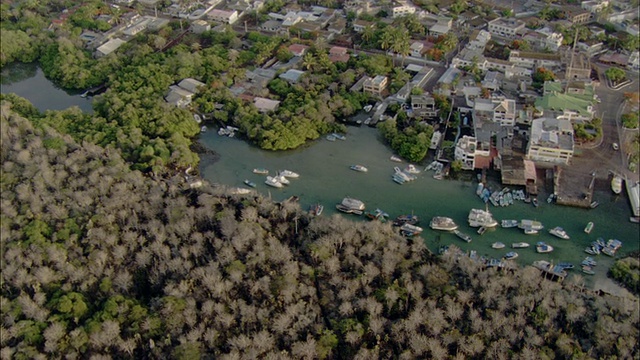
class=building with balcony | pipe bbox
[487,17,525,38]
[363,75,388,96]
[527,118,574,164]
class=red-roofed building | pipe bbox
[328,46,350,63]
[288,44,309,57]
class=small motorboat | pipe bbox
[279,170,299,178]
[584,222,594,234]
[536,242,554,253]
[511,242,530,249]
[350,164,368,172]
[492,242,505,249]
[253,168,269,175]
[549,226,570,240]
[390,155,402,162]
[532,198,539,207]
[309,204,324,216]
[504,251,519,260]
[243,179,256,188]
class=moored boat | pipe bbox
[350,164,368,172]
[468,208,498,228]
[549,226,570,240]
[339,197,365,212]
[243,179,256,188]
[524,228,539,235]
[279,170,299,178]
[454,230,472,243]
[365,208,389,222]
[393,214,419,226]
[501,219,518,228]
[331,133,346,140]
[512,242,530,249]
[582,266,595,275]
[275,174,290,185]
[504,251,519,260]
[404,164,421,174]
[584,221,594,234]
[477,226,487,235]
[536,242,554,253]
[309,203,324,216]
[611,176,622,194]
[200,125,207,133]
[430,217,458,231]
[265,176,283,188]
[532,198,539,207]
[492,242,505,249]
[326,134,337,141]
[557,262,574,269]
[400,223,423,237]
[253,168,269,175]
[519,219,544,231]
[390,155,403,162]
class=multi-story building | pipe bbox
[411,94,437,118]
[565,6,591,24]
[527,118,574,164]
[390,2,416,18]
[473,97,517,126]
[455,135,486,170]
[487,17,525,38]
[522,28,564,51]
[207,9,238,24]
[363,75,388,96]
[508,51,562,70]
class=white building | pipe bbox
[473,97,517,126]
[508,50,562,70]
[390,3,416,18]
[527,118,574,165]
[455,135,486,170]
[581,0,609,13]
[628,51,640,71]
[95,38,126,58]
[487,17,525,38]
[207,9,238,24]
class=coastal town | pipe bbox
[56,0,640,218]
[2,0,640,357]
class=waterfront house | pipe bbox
[527,118,574,165]
[191,19,211,34]
[473,97,516,126]
[363,75,388,97]
[411,94,437,119]
[165,78,206,108]
[95,38,126,58]
[454,135,490,170]
[253,97,281,113]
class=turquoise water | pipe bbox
[199,126,640,278]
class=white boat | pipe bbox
[492,242,505,249]
[611,176,622,194]
[275,174,290,185]
[363,104,373,112]
[243,179,256,188]
[390,155,402,162]
[549,226,570,240]
[584,221,594,234]
[536,242,554,253]
[468,208,498,228]
[400,223,423,237]
[501,219,518,228]
[476,183,484,196]
[504,251,518,260]
[350,165,368,172]
[332,133,346,140]
[477,226,487,235]
[265,176,283,188]
[326,134,337,141]
[193,114,202,123]
[200,125,207,133]
[454,230,472,243]
[309,203,324,216]
[429,217,458,231]
[519,219,544,231]
[511,242,530,249]
[404,164,421,174]
[524,228,539,235]
[339,197,365,211]
[279,170,299,178]
[253,168,269,175]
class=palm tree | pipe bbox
[302,52,316,71]
[362,25,375,45]
[380,27,396,52]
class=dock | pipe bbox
[553,166,593,208]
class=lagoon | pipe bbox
[3,62,637,289]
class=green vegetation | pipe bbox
[532,67,556,89]
[377,108,434,163]
[609,254,640,295]
[2,104,639,358]
[605,67,627,84]
[621,111,639,129]
[574,117,603,142]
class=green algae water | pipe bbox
[199,126,639,282]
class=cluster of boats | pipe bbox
[584,238,623,256]
[477,185,530,207]
[392,166,419,184]
[247,169,299,189]
[533,260,572,278]
[581,257,597,275]
[218,126,238,137]
[425,161,444,180]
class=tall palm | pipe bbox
[362,25,375,45]
[392,28,411,67]
[380,27,395,52]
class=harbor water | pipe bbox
[199,126,640,281]
[2,62,637,287]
